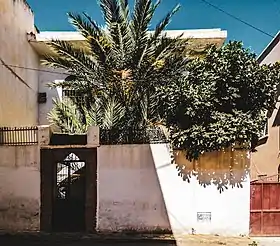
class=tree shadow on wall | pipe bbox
[173,147,250,193]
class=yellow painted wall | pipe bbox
[174,147,250,186]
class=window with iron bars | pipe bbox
[62,88,78,99]
[62,88,86,104]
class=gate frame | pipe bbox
[38,125,99,233]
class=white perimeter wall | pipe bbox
[98,144,250,236]
[0,143,250,236]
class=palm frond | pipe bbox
[99,0,133,67]
[46,40,106,89]
[130,0,156,67]
[49,40,97,70]
[86,98,104,126]
[42,55,75,71]
[49,94,126,134]
[48,99,86,133]
[46,80,70,89]
[102,97,126,129]
[119,0,129,21]
[68,12,101,37]
[154,35,186,60]
[131,0,155,39]
[68,12,109,63]
[43,54,104,93]
[118,0,134,54]
[99,0,121,26]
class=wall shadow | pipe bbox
[144,145,177,242]
[147,143,194,238]
[97,144,173,235]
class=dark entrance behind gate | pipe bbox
[40,147,97,233]
[53,153,86,231]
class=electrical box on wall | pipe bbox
[38,92,47,104]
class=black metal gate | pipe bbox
[41,147,97,233]
[52,153,86,232]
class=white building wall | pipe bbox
[259,41,280,65]
[38,67,66,125]
[0,0,39,126]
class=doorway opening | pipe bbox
[40,147,97,233]
[52,153,86,232]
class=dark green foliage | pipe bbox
[44,0,280,163]
[157,41,280,161]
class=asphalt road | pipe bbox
[0,235,176,246]
[2,233,280,246]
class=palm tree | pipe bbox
[45,0,188,142]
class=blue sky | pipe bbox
[27,0,280,55]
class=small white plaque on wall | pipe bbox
[197,212,211,223]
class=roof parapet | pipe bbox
[36,28,227,42]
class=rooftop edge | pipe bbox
[257,31,280,63]
[35,28,227,42]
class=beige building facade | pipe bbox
[251,32,280,181]
[0,0,39,126]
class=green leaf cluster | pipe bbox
[45,0,280,161]
[157,41,280,161]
